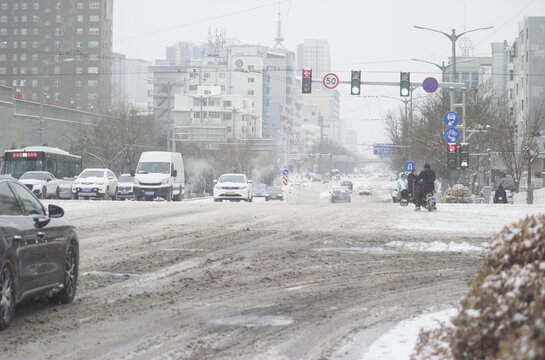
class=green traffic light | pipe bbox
[460,160,469,168]
[351,86,360,95]
[400,88,409,96]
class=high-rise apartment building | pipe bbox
[0,0,113,112]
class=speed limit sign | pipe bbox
[323,73,339,89]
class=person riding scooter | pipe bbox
[493,184,508,204]
[415,164,435,210]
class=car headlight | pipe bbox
[161,178,169,185]
[96,182,104,185]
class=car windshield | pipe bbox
[19,172,47,181]
[266,187,282,194]
[136,162,170,174]
[79,170,105,178]
[118,175,134,182]
[255,183,266,189]
[219,175,246,183]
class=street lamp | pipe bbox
[413,25,493,84]
[228,107,240,142]
[411,58,475,82]
[39,57,74,146]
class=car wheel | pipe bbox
[103,187,110,200]
[265,197,269,201]
[248,196,253,203]
[166,188,173,201]
[113,187,118,201]
[51,244,78,304]
[0,262,16,330]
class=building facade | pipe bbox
[0,0,113,112]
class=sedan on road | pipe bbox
[213,173,253,202]
[264,187,284,201]
[0,177,79,330]
[72,168,118,200]
[359,185,373,196]
[330,186,351,203]
[18,171,60,199]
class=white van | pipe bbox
[134,151,185,201]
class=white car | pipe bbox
[72,168,118,200]
[359,185,373,196]
[213,173,253,202]
[19,171,60,199]
[117,173,137,200]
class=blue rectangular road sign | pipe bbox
[404,161,415,172]
[373,143,395,156]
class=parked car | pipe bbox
[57,179,74,199]
[213,173,253,202]
[0,177,79,330]
[341,180,353,191]
[264,187,284,201]
[117,173,137,200]
[18,171,60,199]
[72,168,118,200]
[359,184,373,196]
[253,183,267,197]
[330,186,351,203]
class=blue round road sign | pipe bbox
[282,169,289,176]
[422,77,439,93]
[443,111,460,127]
[444,127,460,143]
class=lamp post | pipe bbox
[411,58,475,82]
[39,58,74,146]
[228,107,240,142]
[413,26,492,82]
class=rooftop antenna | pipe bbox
[273,1,284,48]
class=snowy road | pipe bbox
[2,177,544,360]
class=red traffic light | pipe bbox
[448,144,456,152]
[303,69,311,78]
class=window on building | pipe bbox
[219,73,226,78]
[248,77,254,83]
[223,100,232,107]
[33,2,39,9]
[75,80,82,87]
[77,3,84,9]
[189,85,197,91]
[56,2,62,10]
[88,80,98,87]
[55,40,61,49]
[54,66,61,74]
[54,80,60,87]
[21,41,27,48]
[32,54,38,61]
[89,28,99,35]
[248,90,254,95]
[0,4,7,10]
[21,16,27,23]
[55,15,62,23]
[0,16,6,23]
[0,67,6,75]
[31,80,37,87]
[88,54,98,61]
[89,2,100,9]
[32,15,39,22]
[77,15,83,22]
[76,67,83,74]
[0,54,5,61]
[76,41,82,48]
[88,41,99,48]
[0,29,6,36]
[32,28,38,35]
[223,113,232,120]
[12,28,18,35]
[204,73,210,79]
[88,67,99,74]
[209,112,220,119]
[89,15,99,22]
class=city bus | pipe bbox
[1,146,82,179]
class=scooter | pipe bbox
[400,189,409,206]
[423,192,437,212]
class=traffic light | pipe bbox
[350,70,361,95]
[447,144,457,169]
[459,143,469,168]
[302,68,312,94]
[400,72,410,97]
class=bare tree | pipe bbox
[488,98,545,191]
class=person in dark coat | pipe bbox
[415,164,436,210]
[407,169,418,199]
[494,184,508,204]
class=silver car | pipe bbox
[18,171,60,199]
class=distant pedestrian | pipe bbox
[494,184,508,204]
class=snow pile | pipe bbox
[442,184,472,204]
[411,215,545,359]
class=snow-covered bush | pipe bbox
[443,184,472,203]
[411,215,545,360]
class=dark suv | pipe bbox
[0,177,79,330]
[340,180,353,191]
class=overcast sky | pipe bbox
[113,0,544,144]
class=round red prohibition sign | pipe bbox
[422,77,439,93]
[323,73,339,89]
